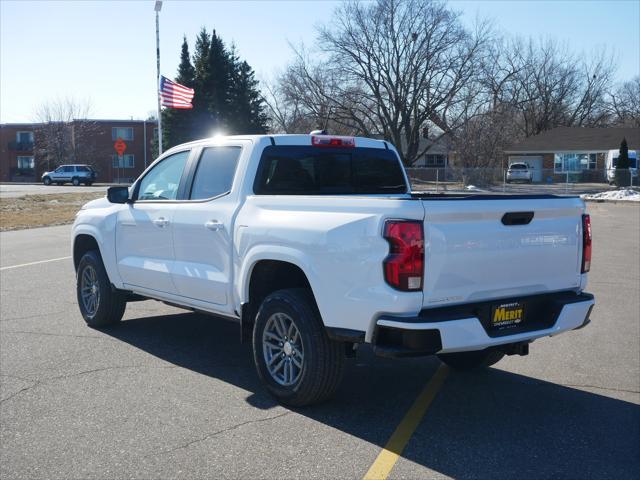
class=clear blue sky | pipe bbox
[1,0,638,123]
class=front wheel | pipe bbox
[252,288,345,406]
[72,177,80,186]
[43,177,51,185]
[76,250,126,328]
[437,348,505,371]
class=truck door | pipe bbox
[170,143,245,310]
[116,150,190,295]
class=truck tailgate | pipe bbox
[421,197,584,309]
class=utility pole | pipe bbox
[154,0,163,155]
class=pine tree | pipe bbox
[191,27,212,139]
[228,54,269,134]
[615,137,631,187]
[617,138,630,169]
[160,27,269,145]
[206,30,232,132]
[162,36,196,148]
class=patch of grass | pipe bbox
[0,192,104,231]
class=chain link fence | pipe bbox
[406,168,638,194]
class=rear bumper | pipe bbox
[373,291,594,357]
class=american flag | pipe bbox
[159,75,194,109]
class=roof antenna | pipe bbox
[323,105,332,132]
[310,106,332,136]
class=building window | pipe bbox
[554,153,598,172]
[16,131,34,143]
[112,127,134,141]
[424,154,446,167]
[17,156,35,169]
[113,154,135,168]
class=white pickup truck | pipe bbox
[72,134,594,406]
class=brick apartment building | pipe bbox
[0,119,158,183]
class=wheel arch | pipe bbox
[239,255,319,342]
[72,223,123,288]
[73,233,101,271]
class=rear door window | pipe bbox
[190,146,241,200]
[254,146,406,195]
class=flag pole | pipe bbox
[154,1,163,155]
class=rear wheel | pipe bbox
[437,348,505,371]
[76,250,126,328]
[253,288,345,406]
[72,177,80,186]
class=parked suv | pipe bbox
[42,164,97,186]
[506,162,533,183]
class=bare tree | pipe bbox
[34,97,100,172]
[505,40,615,137]
[262,76,316,133]
[272,0,493,165]
[609,77,640,127]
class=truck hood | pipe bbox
[80,196,110,210]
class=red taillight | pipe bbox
[581,214,592,273]
[383,220,424,291]
[311,135,355,148]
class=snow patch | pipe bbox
[581,188,640,202]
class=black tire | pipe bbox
[437,348,505,371]
[252,288,345,407]
[76,250,126,328]
[72,177,80,186]
[43,177,51,185]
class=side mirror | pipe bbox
[107,186,130,204]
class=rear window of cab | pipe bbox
[254,146,407,195]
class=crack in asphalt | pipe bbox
[0,365,179,405]
[147,411,292,457]
[0,329,119,341]
[0,311,73,323]
[0,380,41,405]
[559,383,640,394]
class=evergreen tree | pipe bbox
[206,30,232,132]
[191,27,212,139]
[615,137,631,187]
[162,36,196,149]
[228,53,269,134]
[617,138,630,169]
[160,27,270,146]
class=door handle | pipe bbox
[153,217,170,228]
[205,220,224,231]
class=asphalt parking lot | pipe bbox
[1,203,638,479]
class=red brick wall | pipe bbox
[542,153,555,170]
[0,120,157,183]
[0,124,36,182]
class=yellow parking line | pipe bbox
[363,365,449,480]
